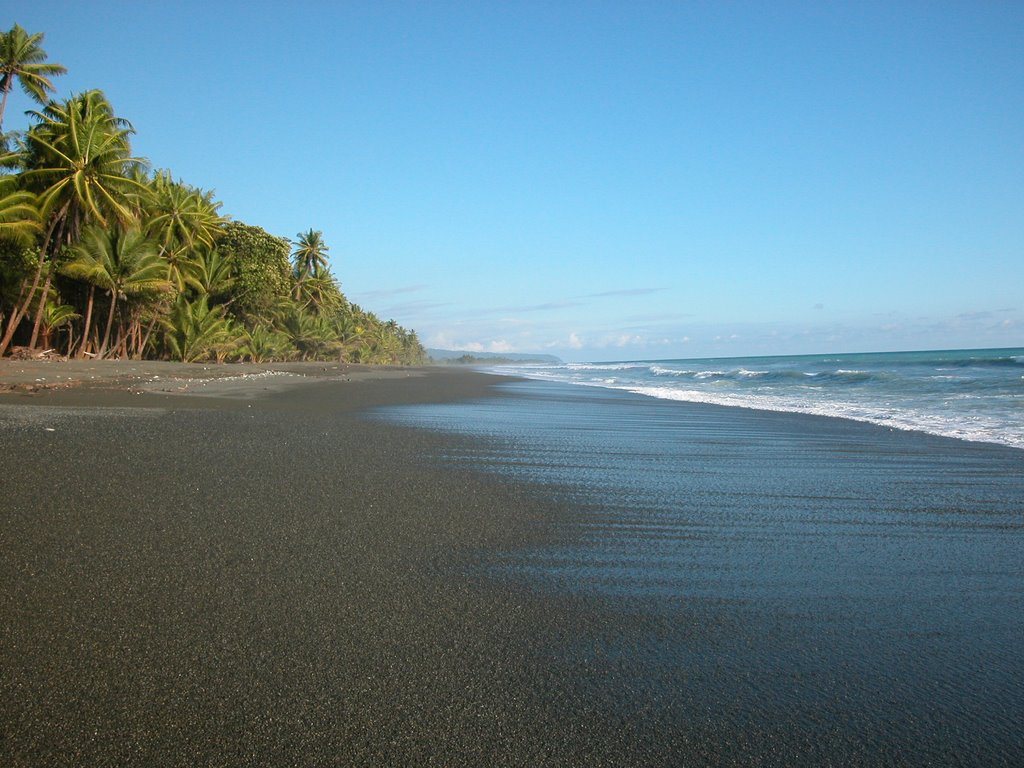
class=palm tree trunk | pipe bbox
[130,313,145,359]
[139,316,158,358]
[28,263,55,349]
[0,302,27,355]
[77,285,95,359]
[6,202,67,354]
[117,313,135,359]
[0,81,11,133]
[127,315,137,359]
[0,277,31,356]
[117,329,128,359]
[97,292,118,359]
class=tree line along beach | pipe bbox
[1,23,426,368]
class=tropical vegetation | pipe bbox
[0,23,426,365]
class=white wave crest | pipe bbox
[564,362,648,372]
[504,357,1024,450]
[620,385,1024,450]
[649,365,689,376]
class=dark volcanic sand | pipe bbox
[0,368,679,766]
[2,366,1022,766]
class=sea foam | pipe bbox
[496,348,1024,450]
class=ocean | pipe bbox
[497,347,1024,450]
[377,349,1024,763]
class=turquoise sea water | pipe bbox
[379,358,1024,764]
[495,347,1024,449]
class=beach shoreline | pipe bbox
[0,359,524,415]
[2,364,1022,766]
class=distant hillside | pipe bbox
[428,349,562,365]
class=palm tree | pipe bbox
[401,329,426,365]
[330,312,362,361]
[0,176,39,351]
[291,229,330,298]
[144,171,223,251]
[0,174,38,245]
[162,295,231,362]
[142,170,225,290]
[210,318,247,363]
[0,90,147,355]
[367,320,402,365]
[238,323,292,363]
[277,303,339,361]
[25,90,144,232]
[295,270,344,315]
[184,248,235,298]
[61,225,170,358]
[0,23,66,132]
[38,301,78,353]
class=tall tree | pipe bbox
[61,225,170,358]
[218,221,291,321]
[0,90,146,355]
[0,176,39,351]
[0,23,66,132]
[142,170,225,290]
[291,229,330,297]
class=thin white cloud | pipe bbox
[425,331,518,354]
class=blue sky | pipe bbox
[9,1,1023,361]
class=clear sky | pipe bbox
[9,1,1023,361]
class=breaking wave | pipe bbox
[495,348,1024,450]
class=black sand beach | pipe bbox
[2,362,1022,766]
[0,364,658,766]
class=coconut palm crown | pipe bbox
[292,229,330,281]
[0,23,66,132]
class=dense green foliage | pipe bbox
[218,221,292,322]
[0,23,426,365]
